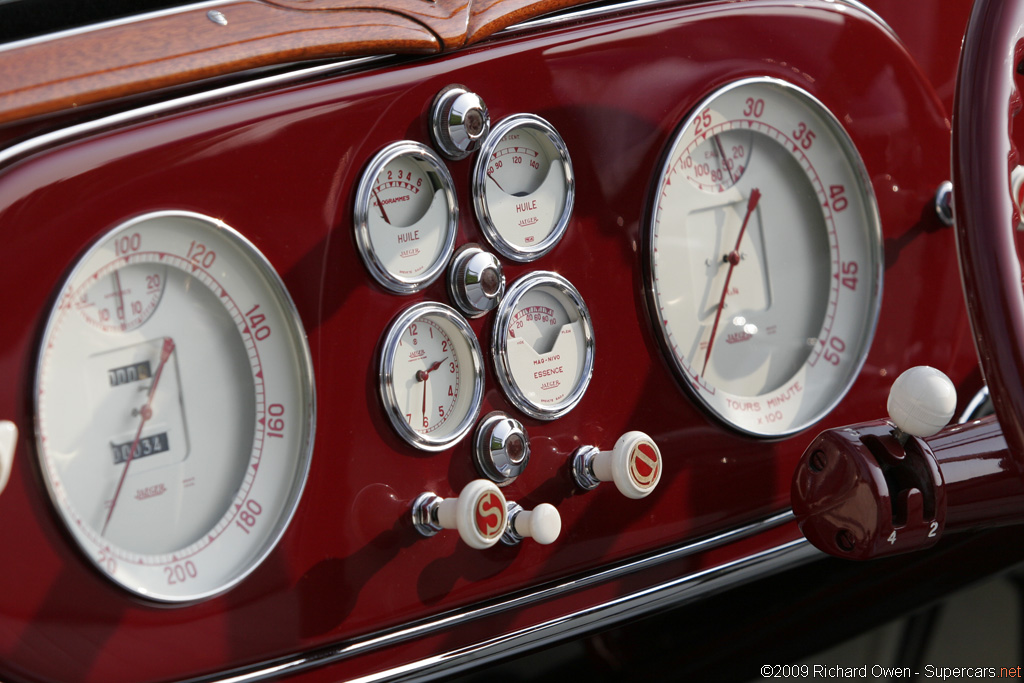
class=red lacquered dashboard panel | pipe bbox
[0,1,973,681]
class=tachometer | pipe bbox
[647,78,882,437]
[36,211,315,602]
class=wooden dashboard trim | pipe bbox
[0,0,892,134]
[0,0,599,131]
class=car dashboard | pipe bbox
[0,0,1008,681]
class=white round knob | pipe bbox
[434,479,508,549]
[511,503,561,545]
[588,431,662,499]
[887,366,957,438]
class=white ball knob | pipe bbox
[583,431,662,499]
[510,503,561,545]
[887,366,957,438]
[433,480,508,549]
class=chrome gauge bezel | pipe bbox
[645,77,883,438]
[34,210,316,603]
[354,141,459,294]
[472,114,575,262]
[492,272,595,420]
[379,302,485,451]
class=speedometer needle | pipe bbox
[102,337,176,537]
[702,188,761,376]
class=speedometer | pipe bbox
[35,211,315,602]
[647,78,882,437]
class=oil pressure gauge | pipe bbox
[355,141,458,293]
[380,302,485,451]
[647,78,882,437]
[472,115,574,261]
[493,272,594,420]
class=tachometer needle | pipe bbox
[702,188,761,376]
[102,337,176,536]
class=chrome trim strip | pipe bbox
[959,385,993,423]
[0,0,237,54]
[0,56,390,173]
[504,0,894,38]
[186,511,818,682]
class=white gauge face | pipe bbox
[473,115,574,261]
[380,303,484,451]
[35,212,315,602]
[493,272,595,420]
[648,78,882,437]
[355,142,458,293]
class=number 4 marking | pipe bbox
[887,530,897,545]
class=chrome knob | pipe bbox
[431,85,490,160]
[474,412,530,485]
[448,245,505,317]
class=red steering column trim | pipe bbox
[953,0,1024,478]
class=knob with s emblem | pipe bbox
[412,479,508,549]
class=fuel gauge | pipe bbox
[473,115,574,261]
[493,272,594,419]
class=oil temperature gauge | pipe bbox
[493,272,594,420]
[355,141,458,293]
[472,115,574,261]
[380,302,485,450]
